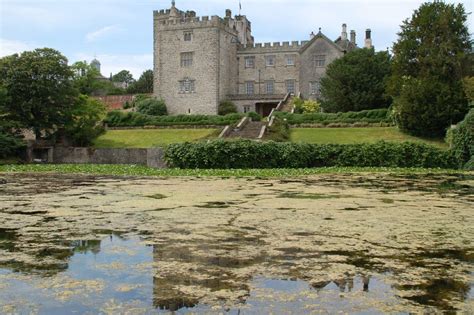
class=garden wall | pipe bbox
[52,147,167,168]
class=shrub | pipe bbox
[247,111,262,121]
[273,108,391,126]
[292,97,305,114]
[136,98,167,116]
[301,100,321,114]
[104,111,243,127]
[165,140,455,169]
[447,109,474,169]
[218,100,237,115]
[266,118,290,142]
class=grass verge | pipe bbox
[93,129,219,148]
[290,127,447,148]
[0,164,469,178]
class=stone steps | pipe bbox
[227,121,266,139]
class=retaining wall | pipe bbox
[52,147,167,168]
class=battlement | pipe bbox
[237,40,309,52]
[154,11,235,31]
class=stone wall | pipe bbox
[92,95,144,111]
[52,147,167,168]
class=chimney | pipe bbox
[310,31,315,39]
[350,30,356,44]
[225,9,232,18]
[341,23,347,41]
[365,29,373,48]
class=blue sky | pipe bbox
[1,0,472,78]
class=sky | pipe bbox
[0,0,472,79]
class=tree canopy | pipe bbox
[388,1,471,137]
[0,48,77,137]
[127,70,153,94]
[112,70,135,85]
[320,48,392,113]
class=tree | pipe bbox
[0,85,25,158]
[0,48,77,138]
[71,61,108,95]
[388,1,471,137]
[127,70,153,94]
[112,70,135,85]
[65,95,107,146]
[320,48,391,113]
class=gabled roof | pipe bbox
[300,31,345,54]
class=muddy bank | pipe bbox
[0,173,473,313]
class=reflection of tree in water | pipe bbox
[0,228,102,276]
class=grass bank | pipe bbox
[290,127,447,148]
[0,164,468,178]
[93,129,219,148]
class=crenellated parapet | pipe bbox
[237,40,310,53]
[154,11,237,33]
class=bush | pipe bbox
[447,109,474,169]
[104,111,243,127]
[136,98,167,116]
[165,140,455,169]
[273,108,391,126]
[266,118,290,142]
[247,111,262,122]
[218,100,237,115]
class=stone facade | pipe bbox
[153,3,373,116]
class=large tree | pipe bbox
[127,70,153,94]
[112,70,135,85]
[320,48,391,113]
[388,1,471,137]
[0,48,77,138]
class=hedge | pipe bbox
[165,140,456,169]
[447,109,473,170]
[104,111,243,127]
[273,108,392,125]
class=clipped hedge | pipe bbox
[105,111,243,127]
[165,140,455,169]
[273,108,392,125]
[447,109,473,169]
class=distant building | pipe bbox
[153,2,374,116]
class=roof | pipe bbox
[300,31,345,54]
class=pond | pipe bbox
[0,173,472,313]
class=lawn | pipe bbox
[93,129,218,148]
[290,127,448,148]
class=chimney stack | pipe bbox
[341,23,348,41]
[225,9,232,18]
[350,30,356,45]
[365,29,373,49]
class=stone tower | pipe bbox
[153,3,242,115]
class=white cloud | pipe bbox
[85,25,122,43]
[73,53,153,79]
[0,38,37,57]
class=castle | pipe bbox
[153,1,373,116]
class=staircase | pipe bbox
[226,120,266,139]
[278,95,295,113]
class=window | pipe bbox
[245,56,255,68]
[179,78,195,93]
[313,54,326,67]
[286,80,295,94]
[310,81,321,95]
[243,105,251,113]
[245,81,255,95]
[180,52,193,67]
[265,80,275,94]
[265,55,275,67]
[286,55,295,66]
[184,31,192,41]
